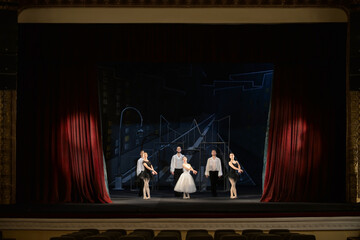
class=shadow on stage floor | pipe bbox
[1,187,359,218]
[110,188,261,202]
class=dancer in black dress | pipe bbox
[139,152,157,199]
[228,153,243,199]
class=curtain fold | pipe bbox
[18,61,112,203]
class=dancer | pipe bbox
[170,146,184,197]
[227,153,243,199]
[174,156,198,199]
[139,152,157,199]
[136,150,145,197]
[205,149,223,197]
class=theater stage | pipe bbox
[1,189,359,219]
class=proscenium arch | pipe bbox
[16,5,353,201]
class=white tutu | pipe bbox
[174,169,197,193]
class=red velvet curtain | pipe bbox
[18,63,111,203]
[17,26,112,203]
[26,64,110,203]
[261,64,345,202]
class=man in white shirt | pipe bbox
[136,150,145,197]
[205,149,223,197]
[170,146,184,197]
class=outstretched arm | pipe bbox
[151,165,158,175]
[143,162,158,174]
[143,162,152,171]
[183,163,197,175]
[183,163,191,171]
[236,161,243,173]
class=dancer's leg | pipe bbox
[229,178,236,198]
[233,179,237,198]
[183,192,186,199]
[145,179,150,199]
[142,179,147,199]
[229,177,234,198]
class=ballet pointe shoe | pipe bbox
[183,193,190,199]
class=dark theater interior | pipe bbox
[0,1,360,240]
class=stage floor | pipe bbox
[1,188,359,218]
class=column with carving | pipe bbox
[348,91,360,203]
[0,90,16,204]
[347,8,360,203]
[0,1,18,204]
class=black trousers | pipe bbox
[174,168,183,197]
[209,171,219,197]
[138,174,144,197]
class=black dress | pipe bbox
[140,160,153,180]
[227,162,240,180]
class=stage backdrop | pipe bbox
[17,23,346,203]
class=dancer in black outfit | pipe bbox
[227,153,243,199]
[139,152,157,199]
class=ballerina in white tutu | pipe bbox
[174,156,198,199]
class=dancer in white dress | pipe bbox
[174,156,198,199]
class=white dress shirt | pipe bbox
[170,154,184,172]
[136,158,144,176]
[205,157,223,177]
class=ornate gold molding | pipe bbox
[0,90,16,204]
[17,7,348,23]
[13,0,360,11]
[1,217,360,231]
[348,91,360,203]
[0,1,18,11]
